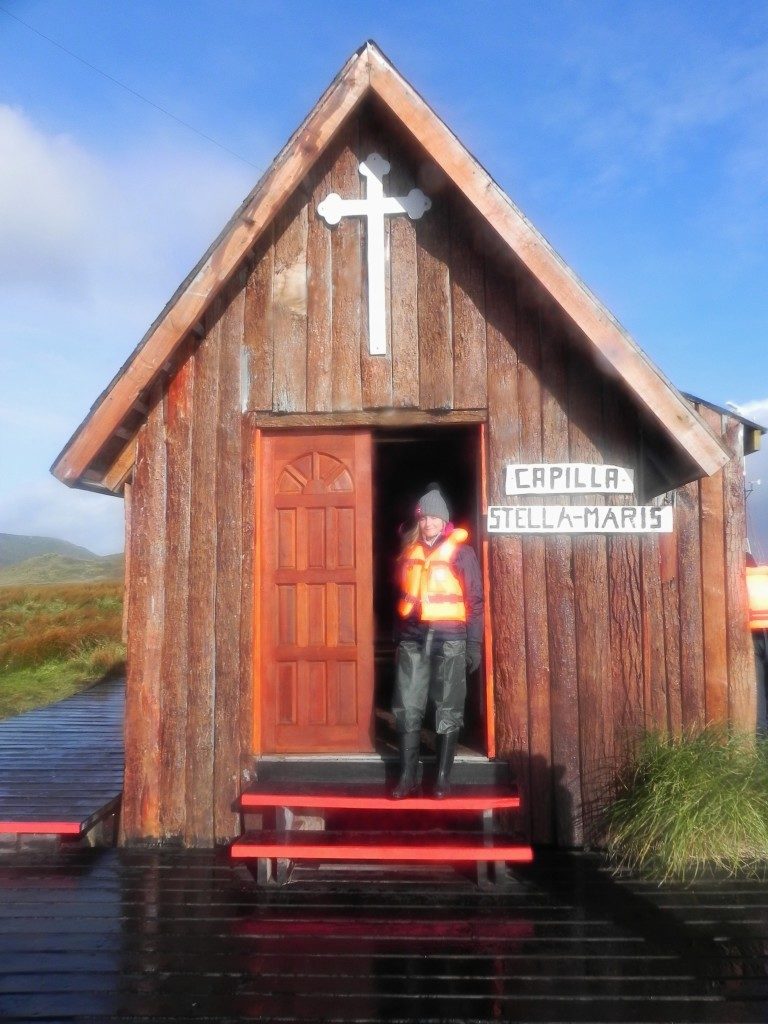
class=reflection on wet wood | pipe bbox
[1,846,766,1021]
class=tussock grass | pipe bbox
[0,582,125,718]
[604,728,768,881]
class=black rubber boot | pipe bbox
[391,732,421,799]
[434,731,459,799]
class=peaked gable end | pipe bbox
[52,41,728,489]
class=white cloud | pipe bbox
[0,103,254,308]
[734,398,768,423]
[0,105,257,553]
[536,30,768,215]
[0,477,124,556]
[0,106,101,289]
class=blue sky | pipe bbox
[0,0,766,555]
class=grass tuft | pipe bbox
[604,728,768,881]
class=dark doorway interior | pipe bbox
[372,424,486,755]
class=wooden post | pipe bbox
[677,480,706,732]
[516,281,552,845]
[722,416,755,730]
[213,284,245,843]
[185,303,221,847]
[485,263,529,832]
[540,302,581,847]
[450,202,487,410]
[158,343,194,839]
[331,119,363,411]
[416,170,453,410]
[699,406,729,725]
[567,333,613,841]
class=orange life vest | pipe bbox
[747,565,768,630]
[397,528,469,623]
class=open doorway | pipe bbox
[372,424,487,756]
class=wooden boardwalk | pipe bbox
[1,845,768,1022]
[0,678,124,836]
[1,681,768,1020]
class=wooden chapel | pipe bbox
[53,42,758,849]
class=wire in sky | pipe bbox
[0,5,260,170]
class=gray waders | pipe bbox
[391,631,466,799]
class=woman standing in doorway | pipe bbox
[391,484,484,799]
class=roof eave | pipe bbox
[51,43,373,487]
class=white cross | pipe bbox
[317,152,431,355]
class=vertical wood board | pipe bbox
[244,231,274,411]
[388,142,420,408]
[722,416,755,729]
[485,265,529,828]
[331,119,363,411]
[450,204,487,410]
[185,309,221,847]
[272,193,309,412]
[676,479,706,732]
[137,381,167,839]
[698,406,729,724]
[416,182,453,410]
[213,287,245,842]
[306,147,335,412]
[121,426,149,844]
[539,302,581,847]
[603,383,643,757]
[515,284,552,845]
[158,346,194,839]
[567,335,613,840]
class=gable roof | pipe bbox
[52,40,729,490]
[683,393,766,456]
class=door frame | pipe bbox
[253,428,374,755]
[250,415,497,758]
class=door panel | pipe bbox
[261,432,374,753]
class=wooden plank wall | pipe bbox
[242,103,487,418]
[122,283,251,846]
[484,275,754,845]
[121,101,754,848]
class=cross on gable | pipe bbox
[317,153,431,355]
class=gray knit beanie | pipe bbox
[415,485,450,522]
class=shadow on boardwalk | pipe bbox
[1,843,768,1022]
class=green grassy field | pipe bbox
[0,581,125,719]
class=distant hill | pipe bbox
[0,552,125,587]
[0,533,98,569]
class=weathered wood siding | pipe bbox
[484,260,754,843]
[121,102,754,847]
[242,102,488,417]
[122,283,253,847]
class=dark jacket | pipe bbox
[397,532,484,645]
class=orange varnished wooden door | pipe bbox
[260,432,374,753]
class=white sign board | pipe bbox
[487,504,673,534]
[505,463,634,495]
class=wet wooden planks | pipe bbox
[0,678,124,834]
[1,847,768,1021]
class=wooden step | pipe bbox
[231,830,534,863]
[241,783,520,812]
[252,756,510,787]
[0,795,121,838]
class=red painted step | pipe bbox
[231,829,534,863]
[0,820,83,836]
[240,783,520,812]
